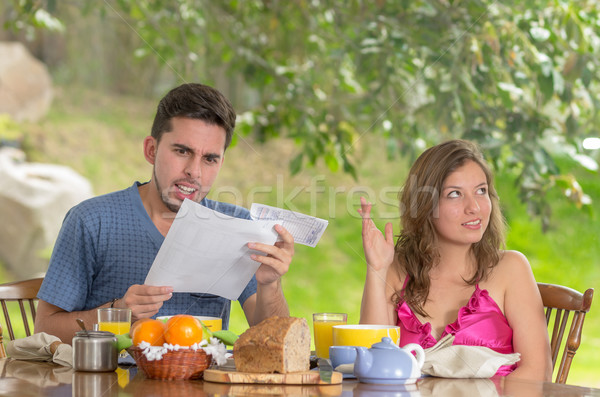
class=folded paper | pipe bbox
[250,203,328,247]
[145,199,280,300]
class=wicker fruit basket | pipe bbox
[128,346,212,380]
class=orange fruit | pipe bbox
[130,318,153,337]
[131,319,166,346]
[164,315,203,346]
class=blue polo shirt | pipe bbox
[38,182,256,329]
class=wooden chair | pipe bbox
[538,282,594,384]
[0,278,44,358]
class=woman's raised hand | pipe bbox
[358,197,395,273]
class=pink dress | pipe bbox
[396,278,517,376]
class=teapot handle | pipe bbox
[402,343,425,369]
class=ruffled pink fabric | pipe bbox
[396,283,517,376]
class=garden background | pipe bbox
[1,0,598,387]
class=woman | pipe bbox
[359,139,551,380]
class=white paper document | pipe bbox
[250,203,329,247]
[145,199,280,300]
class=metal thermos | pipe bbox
[72,330,118,372]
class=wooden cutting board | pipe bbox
[203,369,343,385]
[203,381,343,396]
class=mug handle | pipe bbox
[402,343,425,369]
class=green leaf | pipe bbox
[530,27,550,42]
[289,153,303,175]
[212,330,239,346]
[116,333,133,351]
[554,178,571,190]
[573,154,598,172]
[581,67,592,87]
[199,320,214,342]
[552,70,564,95]
[33,9,64,31]
[342,157,358,180]
[324,152,340,172]
[565,114,578,136]
[537,74,554,103]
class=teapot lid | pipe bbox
[371,336,400,350]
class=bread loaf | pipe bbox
[233,316,311,373]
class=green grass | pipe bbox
[6,86,599,387]
[0,304,36,343]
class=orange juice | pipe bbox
[98,321,131,335]
[313,320,346,358]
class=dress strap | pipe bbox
[400,274,410,297]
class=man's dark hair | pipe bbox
[150,83,236,149]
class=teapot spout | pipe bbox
[353,346,372,377]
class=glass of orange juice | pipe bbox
[313,313,347,358]
[98,308,131,358]
[97,308,132,335]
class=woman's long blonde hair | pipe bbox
[393,140,506,317]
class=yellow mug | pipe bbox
[195,316,223,332]
[332,324,400,348]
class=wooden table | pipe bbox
[0,358,598,396]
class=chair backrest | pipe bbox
[537,282,594,384]
[0,278,44,358]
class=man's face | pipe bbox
[144,117,226,213]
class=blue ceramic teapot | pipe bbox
[354,337,425,385]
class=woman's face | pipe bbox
[432,160,491,248]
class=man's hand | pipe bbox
[115,284,173,321]
[243,224,293,324]
[248,224,294,285]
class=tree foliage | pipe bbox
[6,0,599,229]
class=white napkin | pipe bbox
[422,334,520,378]
[334,363,354,374]
[418,377,500,397]
[6,332,73,367]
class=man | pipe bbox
[35,83,293,344]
